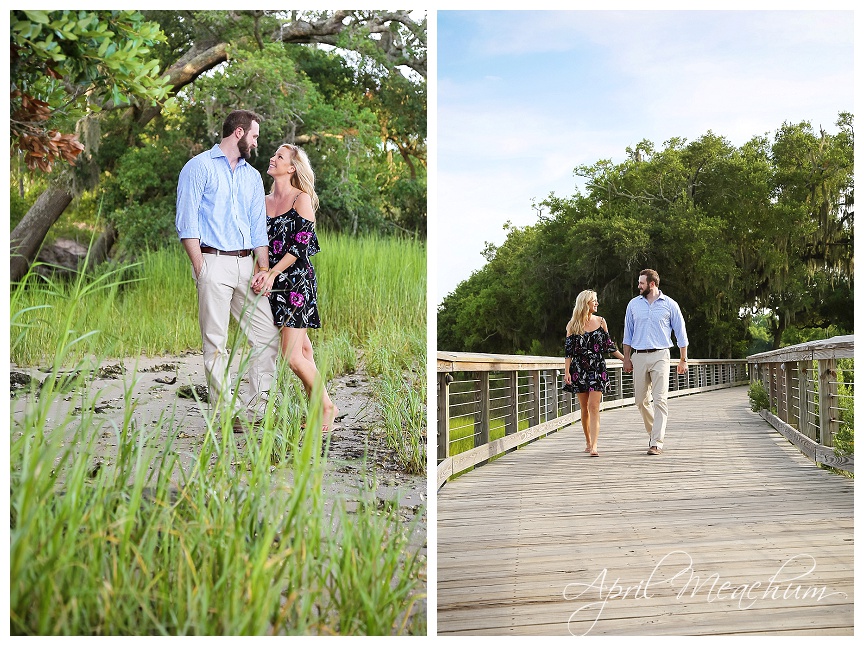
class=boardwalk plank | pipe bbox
[437,387,853,636]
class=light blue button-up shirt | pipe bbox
[175,144,268,251]
[623,291,689,350]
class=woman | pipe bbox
[252,144,339,432]
[563,290,624,456]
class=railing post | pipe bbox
[476,371,490,449]
[780,362,791,423]
[615,366,623,401]
[505,370,518,436]
[818,358,838,448]
[529,370,541,429]
[563,372,573,413]
[437,372,451,462]
[553,370,561,418]
[768,364,777,411]
[797,360,809,434]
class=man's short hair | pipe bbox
[222,110,262,138]
[640,268,660,287]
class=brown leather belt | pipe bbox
[200,246,252,257]
[634,348,663,353]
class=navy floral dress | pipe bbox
[563,328,618,394]
[266,207,321,328]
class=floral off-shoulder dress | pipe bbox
[266,205,321,328]
[563,328,618,394]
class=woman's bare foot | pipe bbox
[322,403,340,434]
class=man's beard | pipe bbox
[238,137,255,160]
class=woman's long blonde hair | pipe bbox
[279,143,319,212]
[566,290,597,336]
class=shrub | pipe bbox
[748,379,770,412]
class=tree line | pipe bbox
[438,115,853,358]
[10,10,427,281]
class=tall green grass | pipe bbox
[9,234,427,634]
[11,232,426,366]
[10,360,425,634]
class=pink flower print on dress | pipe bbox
[272,239,283,254]
[295,231,312,244]
[289,292,305,307]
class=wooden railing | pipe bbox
[436,352,749,488]
[747,335,853,473]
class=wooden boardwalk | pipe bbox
[437,387,853,635]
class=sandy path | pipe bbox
[10,352,427,549]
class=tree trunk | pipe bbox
[85,221,118,272]
[10,183,74,282]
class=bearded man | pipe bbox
[176,110,279,429]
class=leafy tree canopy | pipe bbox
[10,10,171,171]
[439,115,853,358]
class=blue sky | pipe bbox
[435,9,854,302]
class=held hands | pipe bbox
[251,270,275,296]
[623,358,633,373]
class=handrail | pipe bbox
[747,335,853,473]
[436,352,749,488]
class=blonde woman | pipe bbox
[252,144,338,432]
[563,290,624,456]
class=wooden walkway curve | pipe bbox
[437,387,853,635]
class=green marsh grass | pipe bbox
[11,363,425,634]
[10,234,427,634]
[447,414,533,457]
[11,232,426,367]
[372,368,427,475]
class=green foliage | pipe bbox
[11,10,425,258]
[11,10,169,106]
[100,133,190,251]
[747,379,770,413]
[439,116,853,358]
[10,9,170,163]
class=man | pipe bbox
[622,269,688,455]
[176,109,279,430]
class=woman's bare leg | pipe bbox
[577,392,591,451]
[586,391,603,454]
[280,327,339,431]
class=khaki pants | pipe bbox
[632,348,670,449]
[194,254,279,416]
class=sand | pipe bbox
[10,351,427,548]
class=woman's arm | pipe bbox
[600,317,626,361]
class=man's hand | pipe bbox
[251,270,270,294]
[677,359,688,374]
[623,358,633,373]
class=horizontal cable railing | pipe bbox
[747,335,854,473]
[437,352,749,488]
